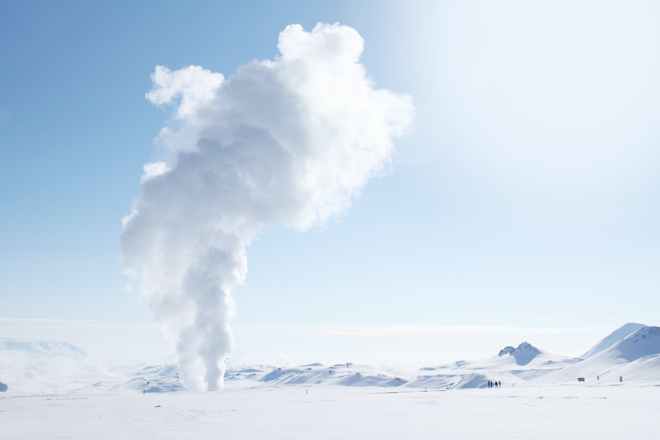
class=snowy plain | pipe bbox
[2,384,659,440]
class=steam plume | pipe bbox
[121,23,413,391]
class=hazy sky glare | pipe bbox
[2,1,659,362]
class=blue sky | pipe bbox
[2,1,660,361]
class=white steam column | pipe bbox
[121,23,413,391]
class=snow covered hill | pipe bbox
[2,324,660,395]
[0,338,112,394]
[582,322,646,359]
[258,363,408,387]
[602,325,660,362]
[116,325,660,391]
[499,342,541,365]
[122,362,409,392]
[416,341,582,387]
[0,338,86,359]
[545,325,660,384]
[125,364,185,393]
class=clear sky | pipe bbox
[2,1,659,363]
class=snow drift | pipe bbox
[121,23,413,391]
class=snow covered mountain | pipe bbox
[497,342,542,365]
[2,324,659,394]
[582,322,646,359]
[118,325,660,391]
[598,325,660,362]
[546,325,660,384]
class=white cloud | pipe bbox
[140,161,170,183]
[146,65,224,118]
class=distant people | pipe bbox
[620,376,623,383]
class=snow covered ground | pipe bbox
[2,384,659,439]
[1,323,659,438]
